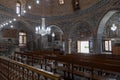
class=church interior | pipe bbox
[0,0,120,80]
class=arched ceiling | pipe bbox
[104,12,120,37]
[0,0,99,16]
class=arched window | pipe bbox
[102,40,112,52]
[19,32,26,46]
[16,1,21,15]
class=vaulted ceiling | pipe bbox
[0,0,102,32]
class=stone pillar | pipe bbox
[41,35,48,49]
[64,39,69,54]
[96,34,102,53]
[68,39,72,54]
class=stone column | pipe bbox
[96,34,103,53]
[64,39,69,54]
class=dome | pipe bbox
[0,0,99,17]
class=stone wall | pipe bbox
[0,0,120,53]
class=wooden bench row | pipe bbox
[11,51,120,80]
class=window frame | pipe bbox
[102,39,112,52]
[77,40,90,53]
[19,32,27,47]
[16,1,21,14]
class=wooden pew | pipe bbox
[45,54,120,80]
[11,51,120,80]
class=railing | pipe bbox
[0,56,61,80]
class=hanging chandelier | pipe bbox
[111,24,117,31]
[35,18,51,36]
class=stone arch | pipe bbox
[97,10,119,53]
[15,19,34,33]
[0,18,33,33]
[48,25,64,43]
[49,25,64,51]
[49,25,64,35]
[69,21,92,53]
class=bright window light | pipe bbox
[16,2,21,14]
[59,0,64,4]
[77,41,89,53]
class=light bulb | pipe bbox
[23,10,26,13]
[36,0,40,4]
[9,21,12,23]
[28,5,32,9]
[52,33,55,37]
[13,18,16,21]
[1,25,3,27]
[6,23,8,25]
[10,25,14,28]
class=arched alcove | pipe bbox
[97,10,119,53]
[69,21,92,53]
[37,25,64,52]
[0,20,35,55]
[49,25,64,51]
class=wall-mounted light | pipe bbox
[23,10,26,13]
[52,32,55,37]
[10,25,14,28]
[36,0,40,4]
[28,5,32,9]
